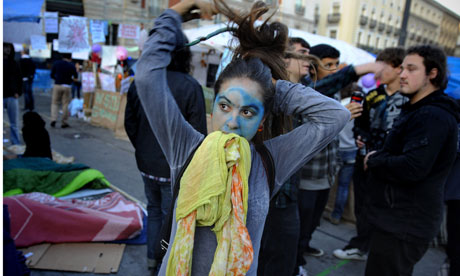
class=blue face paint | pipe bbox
[212,86,265,140]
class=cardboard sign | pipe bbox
[91,90,123,130]
[99,73,116,92]
[115,93,129,140]
[30,35,47,50]
[118,24,140,40]
[30,43,51,58]
[44,12,58,33]
[81,72,96,93]
[23,243,125,274]
[58,16,90,53]
[90,20,106,43]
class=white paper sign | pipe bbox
[99,73,116,92]
[44,12,58,34]
[90,20,106,43]
[53,39,59,51]
[82,72,96,93]
[30,35,47,50]
[72,50,90,60]
[120,77,132,94]
[58,16,90,53]
[101,46,117,68]
[118,24,140,40]
[30,43,52,58]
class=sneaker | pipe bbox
[305,246,324,257]
[61,123,70,128]
[296,265,308,276]
[50,121,56,128]
[326,214,340,225]
[333,248,367,261]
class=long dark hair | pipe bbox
[213,0,292,144]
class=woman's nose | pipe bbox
[226,113,239,129]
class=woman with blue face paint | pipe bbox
[135,0,350,275]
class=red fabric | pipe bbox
[4,192,143,247]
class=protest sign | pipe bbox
[90,20,105,43]
[58,17,90,53]
[30,35,47,50]
[44,12,58,33]
[101,46,117,68]
[120,77,132,94]
[53,39,59,51]
[82,72,96,93]
[72,50,90,60]
[30,43,52,59]
[91,90,122,130]
[118,24,140,40]
[99,73,116,92]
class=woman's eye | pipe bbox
[219,103,230,111]
[241,109,254,118]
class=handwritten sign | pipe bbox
[101,46,117,67]
[118,24,140,40]
[72,50,90,60]
[99,73,116,92]
[44,12,58,33]
[90,20,105,43]
[82,72,96,93]
[91,90,122,130]
[30,35,47,50]
[58,16,90,53]
[30,43,52,58]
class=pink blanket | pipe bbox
[4,192,143,247]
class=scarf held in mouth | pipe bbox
[166,131,253,275]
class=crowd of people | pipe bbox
[3,0,460,275]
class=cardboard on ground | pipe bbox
[22,243,125,274]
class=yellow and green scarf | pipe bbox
[166,131,254,275]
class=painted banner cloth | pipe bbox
[4,192,143,247]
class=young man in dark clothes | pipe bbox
[364,45,460,276]
[333,47,407,261]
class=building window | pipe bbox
[367,34,371,45]
[330,30,337,38]
[358,32,362,44]
[376,37,380,48]
[332,2,340,14]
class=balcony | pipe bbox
[378,22,386,32]
[360,15,368,26]
[327,13,341,24]
[386,25,393,34]
[295,4,305,16]
[369,19,377,29]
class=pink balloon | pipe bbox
[116,46,128,60]
[91,44,102,53]
[361,73,376,88]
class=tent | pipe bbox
[447,56,460,99]
[3,0,44,22]
[183,23,376,66]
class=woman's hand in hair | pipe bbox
[171,0,217,22]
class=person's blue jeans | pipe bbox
[3,97,21,145]
[142,175,172,261]
[23,79,34,111]
[72,82,81,99]
[331,149,357,220]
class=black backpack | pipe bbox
[154,142,275,262]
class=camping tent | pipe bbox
[183,23,376,66]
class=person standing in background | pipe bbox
[3,42,22,145]
[71,63,82,99]
[50,53,78,128]
[20,46,36,111]
[138,23,149,55]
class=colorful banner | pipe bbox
[44,12,58,33]
[58,16,90,53]
[118,24,140,40]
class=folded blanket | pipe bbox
[3,157,109,197]
[4,192,143,247]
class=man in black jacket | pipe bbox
[124,43,207,272]
[20,47,36,111]
[364,45,460,275]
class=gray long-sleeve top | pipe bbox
[135,9,350,276]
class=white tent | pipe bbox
[184,23,375,66]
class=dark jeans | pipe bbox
[447,200,460,276]
[72,82,81,99]
[296,188,330,266]
[258,202,300,276]
[331,149,357,220]
[23,79,34,111]
[365,230,429,276]
[142,175,172,261]
[347,156,374,252]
